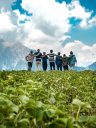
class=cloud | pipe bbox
[0,10,17,33]
[19,0,93,44]
[0,0,16,11]
[0,0,94,41]
[13,9,31,25]
[12,0,72,52]
[67,0,92,28]
[61,40,96,66]
[68,0,92,20]
[80,16,96,29]
[21,0,71,37]
[0,0,18,38]
[13,0,95,34]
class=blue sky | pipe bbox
[0,0,96,66]
[12,0,32,16]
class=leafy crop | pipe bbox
[0,70,96,128]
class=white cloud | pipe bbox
[21,0,71,37]
[0,0,16,11]
[13,10,26,22]
[68,0,91,20]
[80,16,96,29]
[61,40,96,66]
[89,16,96,25]
[0,10,17,33]
[13,10,32,26]
[19,0,93,44]
[67,0,93,29]
[0,0,93,40]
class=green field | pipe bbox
[0,71,96,128]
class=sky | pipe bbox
[0,0,96,66]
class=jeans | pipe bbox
[63,65,68,70]
[28,62,32,71]
[57,65,62,71]
[50,62,55,70]
[42,63,47,71]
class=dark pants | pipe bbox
[50,62,55,70]
[28,62,32,71]
[57,65,62,71]
[42,62,47,71]
[63,65,68,70]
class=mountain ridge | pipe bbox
[0,40,32,70]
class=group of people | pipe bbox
[25,49,77,71]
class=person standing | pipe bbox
[34,49,42,71]
[55,52,62,71]
[42,52,48,71]
[47,50,56,70]
[62,54,68,70]
[25,50,34,71]
[68,51,77,70]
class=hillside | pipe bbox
[0,70,96,128]
[0,40,34,70]
[88,62,96,71]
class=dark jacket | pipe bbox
[55,55,62,66]
[42,55,48,64]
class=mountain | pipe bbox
[76,66,86,71]
[0,40,35,70]
[74,63,96,71]
[15,59,36,71]
[87,62,96,71]
[14,60,27,70]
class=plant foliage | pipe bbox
[0,70,96,128]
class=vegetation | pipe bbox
[0,70,96,128]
